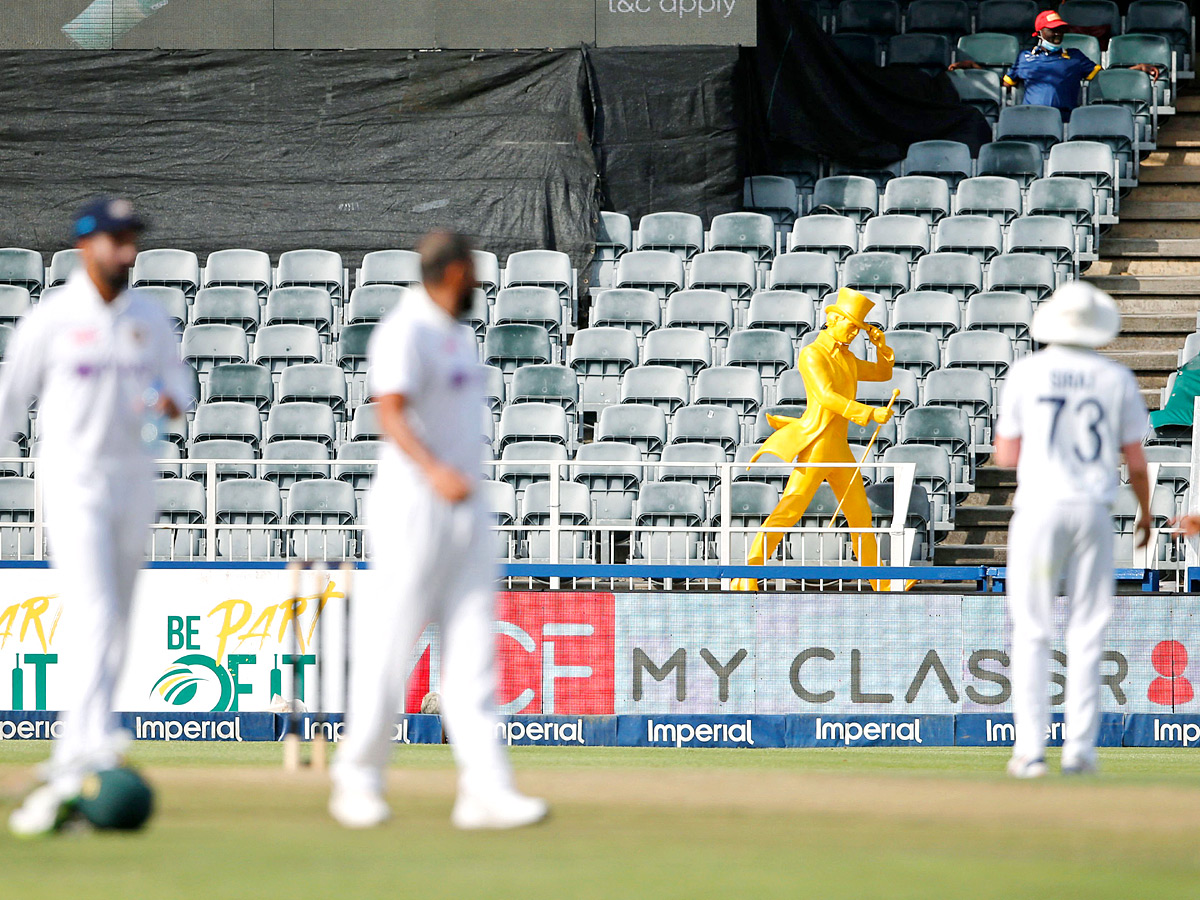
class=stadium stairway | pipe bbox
[1087,89,1200,409]
[936,466,1014,566]
[941,89,1200,567]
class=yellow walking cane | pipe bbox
[826,388,900,529]
[825,388,911,592]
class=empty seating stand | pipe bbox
[10,39,1189,574]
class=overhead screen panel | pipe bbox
[0,0,755,49]
[272,0,435,50]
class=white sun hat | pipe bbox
[1030,280,1121,349]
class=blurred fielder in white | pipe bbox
[4,197,193,835]
[329,232,547,831]
[994,281,1150,778]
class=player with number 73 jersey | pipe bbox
[993,281,1150,779]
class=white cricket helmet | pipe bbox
[1030,280,1121,349]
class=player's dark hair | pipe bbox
[418,231,474,285]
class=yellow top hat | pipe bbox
[825,287,875,330]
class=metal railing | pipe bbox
[0,456,925,590]
[0,454,1189,591]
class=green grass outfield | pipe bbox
[3,742,1200,899]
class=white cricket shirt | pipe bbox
[995,344,1149,508]
[368,287,484,483]
[0,271,193,475]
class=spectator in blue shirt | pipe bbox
[950,9,1161,121]
[1003,9,1099,120]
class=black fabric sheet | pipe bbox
[586,46,743,224]
[0,50,599,268]
[747,0,993,168]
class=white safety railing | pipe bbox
[485,458,923,591]
[1128,460,1192,578]
[1,451,1191,588]
[0,456,925,589]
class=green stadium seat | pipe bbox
[192,287,260,335]
[263,440,331,490]
[358,249,421,288]
[252,324,322,374]
[193,401,261,448]
[206,364,273,410]
[264,287,334,337]
[215,478,282,560]
[132,249,199,299]
[276,249,344,304]
[787,215,859,262]
[635,212,705,261]
[862,215,931,262]
[621,366,691,418]
[182,325,249,376]
[287,478,358,561]
[569,327,639,414]
[203,249,272,300]
[903,140,972,189]
[185,438,258,482]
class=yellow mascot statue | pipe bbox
[730,287,898,592]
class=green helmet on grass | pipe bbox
[76,767,154,831]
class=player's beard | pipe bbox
[452,284,473,320]
[98,263,131,296]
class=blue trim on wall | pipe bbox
[0,560,986,582]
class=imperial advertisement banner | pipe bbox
[0,575,1196,720]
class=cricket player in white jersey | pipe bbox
[5,198,194,835]
[329,232,547,830]
[994,281,1150,778]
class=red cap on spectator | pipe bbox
[1033,9,1069,34]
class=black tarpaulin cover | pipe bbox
[749,0,993,168]
[586,46,743,224]
[0,50,599,268]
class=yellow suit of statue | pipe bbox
[730,288,895,591]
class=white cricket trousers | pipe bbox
[333,475,513,798]
[44,464,153,797]
[1007,503,1114,764]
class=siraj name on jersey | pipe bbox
[1049,370,1096,390]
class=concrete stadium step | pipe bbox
[1134,372,1171,391]
[1122,184,1200,202]
[1101,239,1200,258]
[1107,292,1200,314]
[1156,134,1200,149]
[974,467,1016,487]
[1084,273,1200,290]
[1138,165,1200,184]
[1085,259,1200,275]
[1119,312,1197,333]
[940,527,1009,546]
[1103,332,1190,352]
[1101,349,1180,373]
[935,543,1007,565]
[1108,221,1200,239]
[940,468,1016,565]
[959,488,1014,507]
[951,505,1012,528]
[1111,201,1200,221]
